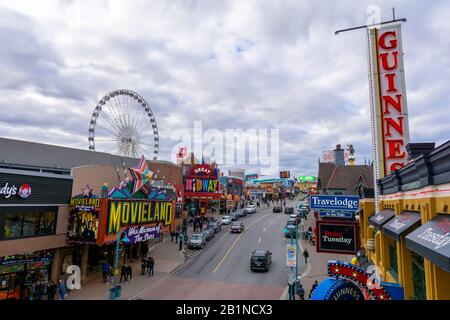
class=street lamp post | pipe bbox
[110,230,130,300]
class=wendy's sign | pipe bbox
[368,23,410,176]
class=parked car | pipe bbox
[236,209,247,217]
[208,220,222,233]
[284,207,294,214]
[221,215,232,225]
[273,206,283,213]
[250,249,272,271]
[244,205,256,214]
[230,212,239,221]
[284,224,297,238]
[230,221,244,233]
[188,233,207,249]
[289,214,301,224]
[203,228,215,241]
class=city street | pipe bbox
[134,200,307,300]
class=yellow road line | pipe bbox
[212,212,270,273]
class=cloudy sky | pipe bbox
[0,0,449,176]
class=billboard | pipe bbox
[286,244,297,267]
[280,171,290,179]
[297,176,316,182]
[367,22,410,212]
[67,197,101,245]
[316,220,359,254]
[310,195,359,212]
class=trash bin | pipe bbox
[109,288,116,300]
[115,285,122,298]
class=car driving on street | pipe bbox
[289,214,301,224]
[230,221,244,233]
[250,249,272,272]
[188,233,207,249]
[230,212,239,221]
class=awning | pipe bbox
[382,211,421,241]
[405,214,450,273]
[369,210,395,230]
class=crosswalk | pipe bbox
[184,248,202,260]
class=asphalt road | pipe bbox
[136,199,307,300]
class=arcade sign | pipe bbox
[190,164,214,177]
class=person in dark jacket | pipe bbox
[47,281,57,300]
[141,257,147,275]
[120,265,128,283]
[303,249,309,264]
[296,284,305,300]
[126,264,133,282]
[102,261,110,282]
[147,257,155,276]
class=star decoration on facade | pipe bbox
[129,155,153,194]
[81,185,93,197]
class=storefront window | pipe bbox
[21,212,41,238]
[389,242,399,281]
[2,209,57,240]
[411,253,426,300]
[4,213,23,240]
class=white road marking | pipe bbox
[258,237,262,243]
[263,227,266,232]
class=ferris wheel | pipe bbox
[88,89,159,160]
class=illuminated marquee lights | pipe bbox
[327,260,391,300]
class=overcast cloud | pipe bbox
[0,0,449,176]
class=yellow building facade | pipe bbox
[359,142,450,300]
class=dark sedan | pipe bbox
[250,250,272,271]
[273,206,283,213]
[284,207,294,214]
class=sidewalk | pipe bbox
[280,204,353,300]
[67,211,226,300]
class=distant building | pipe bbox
[317,162,373,196]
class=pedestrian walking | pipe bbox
[141,257,147,275]
[199,220,203,231]
[174,230,180,243]
[47,280,57,300]
[184,232,189,245]
[58,279,67,301]
[303,249,309,264]
[147,257,155,276]
[120,265,127,283]
[309,280,319,299]
[126,264,133,282]
[102,261,110,283]
[296,284,305,300]
[170,229,175,242]
[179,237,183,251]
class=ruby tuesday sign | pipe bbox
[0,182,32,199]
[369,23,410,175]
